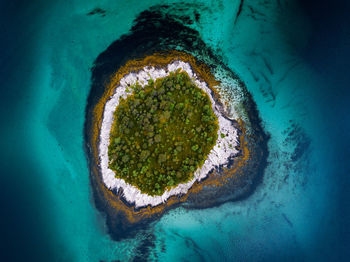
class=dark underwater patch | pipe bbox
[87,7,106,17]
[283,120,311,162]
[84,4,269,241]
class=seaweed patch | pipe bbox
[84,4,268,240]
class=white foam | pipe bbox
[99,61,239,208]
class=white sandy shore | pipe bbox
[99,61,239,208]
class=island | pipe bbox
[99,59,240,208]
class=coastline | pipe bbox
[99,61,240,208]
[85,50,269,240]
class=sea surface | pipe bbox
[1,0,349,261]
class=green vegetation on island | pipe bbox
[108,70,219,195]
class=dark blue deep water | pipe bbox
[1,0,349,261]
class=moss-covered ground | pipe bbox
[108,70,218,195]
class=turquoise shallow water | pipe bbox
[1,0,349,261]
